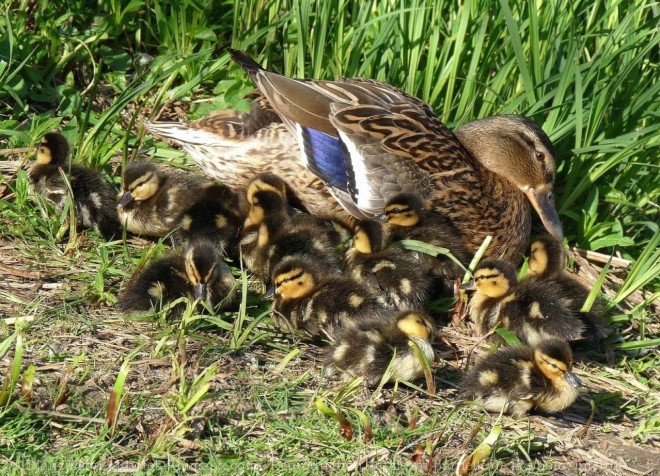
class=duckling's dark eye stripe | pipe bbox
[475,273,500,281]
[276,270,304,286]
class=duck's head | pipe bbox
[383,193,424,227]
[352,219,388,254]
[528,235,565,277]
[395,311,433,341]
[269,257,320,300]
[533,338,582,388]
[455,115,563,242]
[462,258,517,298]
[183,242,233,302]
[36,132,69,166]
[245,189,288,228]
[118,160,160,208]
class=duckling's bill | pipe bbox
[117,191,134,208]
[565,371,582,388]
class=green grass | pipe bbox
[1,0,659,473]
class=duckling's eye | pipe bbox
[534,150,545,162]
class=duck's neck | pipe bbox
[454,130,531,262]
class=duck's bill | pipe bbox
[565,371,582,388]
[460,279,476,291]
[525,188,564,242]
[194,283,207,301]
[117,191,134,208]
[263,285,276,299]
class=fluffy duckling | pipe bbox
[346,218,432,310]
[526,236,610,340]
[28,132,121,239]
[118,241,238,315]
[464,259,585,344]
[384,192,471,292]
[327,311,435,386]
[117,160,215,238]
[173,183,244,255]
[269,256,392,339]
[241,188,346,275]
[459,338,582,417]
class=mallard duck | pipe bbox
[146,51,564,260]
[459,338,582,417]
[268,256,392,339]
[327,311,435,386]
[345,218,432,310]
[526,236,610,340]
[463,258,585,344]
[28,132,121,239]
[117,159,215,238]
[118,241,238,314]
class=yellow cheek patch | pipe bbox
[348,293,364,308]
[479,370,499,386]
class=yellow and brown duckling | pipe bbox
[241,184,347,276]
[384,192,471,293]
[346,218,432,310]
[463,259,585,345]
[118,241,238,315]
[28,132,121,239]
[326,311,435,386]
[459,338,582,417]
[225,49,563,262]
[526,236,610,340]
[268,256,392,339]
[173,182,244,255]
[117,159,217,238]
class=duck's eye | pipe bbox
[534,151,545,161]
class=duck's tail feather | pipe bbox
[227,49,264,82]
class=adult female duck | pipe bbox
[149,50,563,260]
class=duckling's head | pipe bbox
[352,219,388,254]
[528,235,565,277]
[118,160,161,208]
[533,338,582,388]
[183,242,228,302]
[384,193,424,227]
[245,189,288,227]
[455,115,563,242]
[395,311,433,341]
[270,257,320,300]
[36,132,69,166]
[246,172,288,206]
[466,259,518,298]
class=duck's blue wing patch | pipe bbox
[301,128,349,191]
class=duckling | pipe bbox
[241,188,346,274]
[327,311,435,386]
[384,192,471,292]
[526,236,610,340]
[28,132,121,239]
[173,182,244,255]
[459,338,582,417]
[463,259,585,344]
[118,241,238,315]
[269,256,392,339]
[244,171,309,215]
[227,49,563,261]
[117,159,215,238]
[345,218,432,310]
